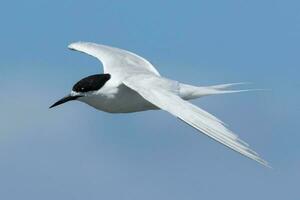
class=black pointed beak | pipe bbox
[49,95,83,109]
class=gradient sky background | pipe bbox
[1,0,299,199]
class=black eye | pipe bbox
[73,74,111,93]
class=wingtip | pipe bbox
[68,41,88,49]
[68,41,100,52]
[68,42,81,50]
[253,154,271,168]
[260,160,272,169]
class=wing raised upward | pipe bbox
[68,42,160,84]
[123,75,269,167]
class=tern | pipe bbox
[50,42,269,167]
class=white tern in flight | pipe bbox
[50,42,269,167]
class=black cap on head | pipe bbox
[72,74,111,93]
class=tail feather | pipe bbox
[208,82,252,90]
[179,82,264,100]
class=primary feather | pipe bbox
[123,75,269,167]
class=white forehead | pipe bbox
[70,91,82,96]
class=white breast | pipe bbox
[78,84,157,113]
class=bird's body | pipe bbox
[79,83,157,113]
[78,75,245,113]
[50,42,269,167]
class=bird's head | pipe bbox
[49,74,111,108]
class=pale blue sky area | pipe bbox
[0,0,299,199]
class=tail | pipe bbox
[179,82,263,100]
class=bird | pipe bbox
[50,42,269,167]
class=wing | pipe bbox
[123,75,269,167]
[68,42,160,84]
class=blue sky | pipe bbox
[1,0,299,199]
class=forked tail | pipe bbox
[179,82,262,100]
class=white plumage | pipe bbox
[54,42,269,167]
